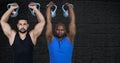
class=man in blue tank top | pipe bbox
[46,2,76,63]
[0,2,45,63]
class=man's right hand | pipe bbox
[47,1,55,8]
[65,3,73,9]
[10,2,19,10]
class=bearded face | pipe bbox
[54,25,66,38]
[17,19,29,33]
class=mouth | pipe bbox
[20,28,25,31]
[19,28,27,33]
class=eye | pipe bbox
[56,29,59,30]
[19,24,22,25]
[61,29,64,31]
[24,23,27,25]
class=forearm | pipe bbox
[68,6,75,24]
[1,8,14,23]
[46,7,52,23]
[68,5,76,35]
[0,8,14,38]
[34,8,45,24]
[46,7,53,35]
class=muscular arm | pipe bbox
[29,2,45,45]
[46,2,54,44]
[1,8,13,37]
[0,3,18,45]
[67,3,76,43]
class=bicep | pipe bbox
[69,23,76,37]
[45,23,53,42]
[32,22,45,38]
[1,22,13,38]
[46,33,53,44]
[46,22,53,36]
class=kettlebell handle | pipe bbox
[29,3,41,16]
[46,4,57,18]
[62,4,74,17]
[51,5,57,18]
[7,3,19,17]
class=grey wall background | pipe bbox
[0,0,120,63]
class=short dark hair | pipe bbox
[53,22,67,37]
[55,22,66,31]
[17,19,29,24]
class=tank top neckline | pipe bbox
[17,32,28,41]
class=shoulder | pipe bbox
[9,30,16,46]
[66,34,75,44]
[9,30,16,39]
[47,35,55,45]
[29,30,35,38]
[29,31,37,46]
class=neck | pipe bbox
[58,36,65,41]
[59,38,62,41]
[18,32,27,40]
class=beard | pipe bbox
[18,28,27,33]
[54,32,66,38]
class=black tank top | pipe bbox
[11,32,34,63]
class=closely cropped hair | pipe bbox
[55,22,66,31]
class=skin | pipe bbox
[17,20,29,34]
[46,1,76,44]
[54,23,66,40]
[0,2,45,46]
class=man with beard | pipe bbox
[46,2,76,63]
[0,2,45,63]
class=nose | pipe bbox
[21,25,24,28]
[59,30,63,33]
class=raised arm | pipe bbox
[46,2,54,43]
[28,2,45,45]
[66,3,76,43]
[0,3,18,45]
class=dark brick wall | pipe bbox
[0,0,120,63]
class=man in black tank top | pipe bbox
[0,2,45,63]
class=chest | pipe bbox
[48,37,73,52]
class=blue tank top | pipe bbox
[48,37,73,63]
[11,32,34,63]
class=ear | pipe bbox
[27,24,29,28]
[17,23,19,28]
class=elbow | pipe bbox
[0,20,5,24]
[39,19,46,25]
[43,20,46,25]
[0,18,8,23]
